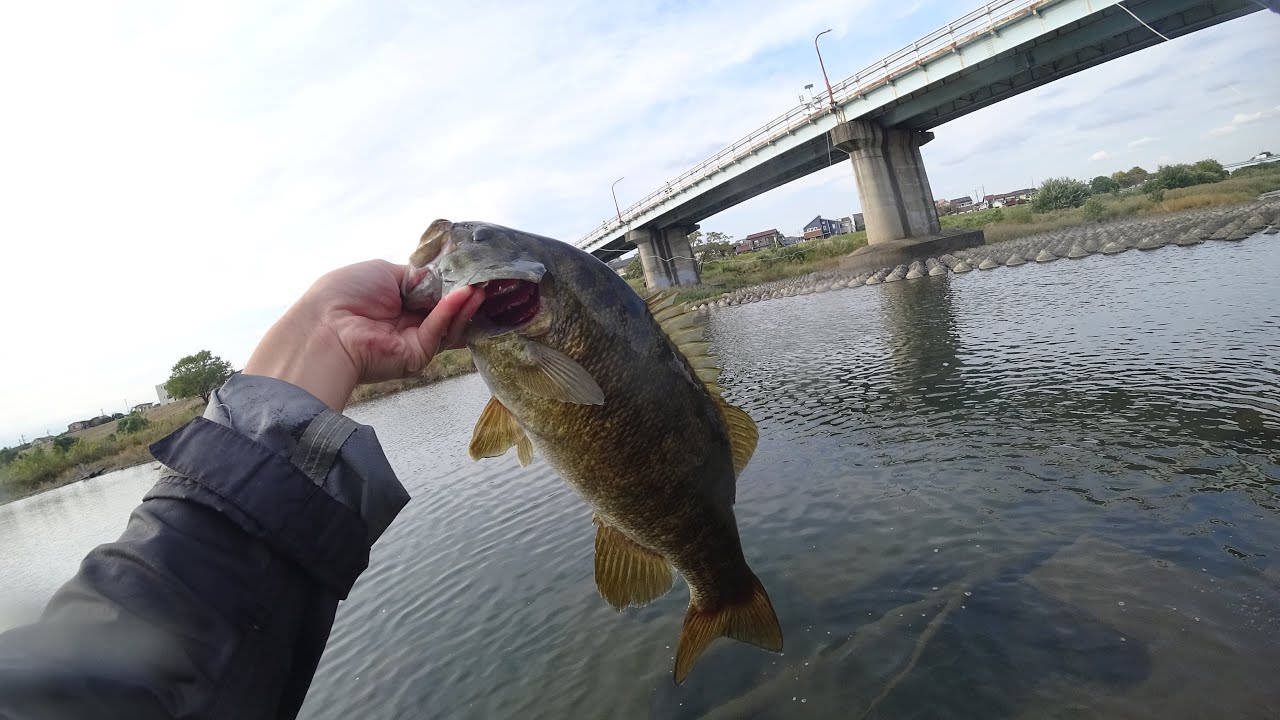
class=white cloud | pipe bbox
[1128,136,1156,148]
[1089,150,1111,162]
[1206,104,1280,137]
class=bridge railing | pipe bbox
[579,0,1052,248]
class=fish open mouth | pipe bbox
[477,279,540,327]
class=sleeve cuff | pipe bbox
[145,374,411,597]
[148,418,370,597]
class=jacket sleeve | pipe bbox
[0,374,410,720]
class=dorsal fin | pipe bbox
[642,289,758,474]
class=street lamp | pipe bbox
[611,176,625,226]
[814,29,836,109]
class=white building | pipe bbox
[156,383,174,405]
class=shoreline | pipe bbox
[2,352,478,506]
[686,197,1280,312]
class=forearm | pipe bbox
[0,375,409,720]
[244,309,360,412]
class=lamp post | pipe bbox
[814,29,836,108]
[611,176,625,226]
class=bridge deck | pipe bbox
[580,0,1258,259]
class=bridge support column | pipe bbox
[831,120,941,245]
[627,224,700,289]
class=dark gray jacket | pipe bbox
[0,374,410,719]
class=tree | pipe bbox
[698,242,735,262]
[1090,175,1121,194]
[1031,177,1091,212]
[52,436,79,453]
[1147,160,1229,192]
[165,350,234,403]
[0,447,18,467]
[1111,166,1149,188]
[623,257,643,280]
[685,229,702,246]
[1191,159,1228,182]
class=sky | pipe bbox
[1,1,1277,445]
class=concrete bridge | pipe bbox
[578,0,1262,288]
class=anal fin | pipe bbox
[593,519,674,611]
[674,574,782,684]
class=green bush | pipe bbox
[1080,198,1107,221]
[117,414,151,434]
[1005,206,1033,224]
[1032,177,1091,212]
[1146,186,1166,203]
[52,437,79,454]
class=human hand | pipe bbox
[243,260,485,410]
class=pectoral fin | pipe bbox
[593,518,674,610]
[469,396,534,466]
[515,342,605,405]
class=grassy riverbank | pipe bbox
[349,348,477,404]
[642,232,871,304]
[1,350,477,504]
[664,166,1280,304]
[0,400,203,504]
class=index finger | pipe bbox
[417,285,484,354]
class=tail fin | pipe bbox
[673,574,783,684]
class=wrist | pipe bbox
[243,308,359,411]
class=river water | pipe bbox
[2,237,1278,718]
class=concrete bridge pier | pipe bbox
[831,119,982,272]
[831,120,941,244]
[626,223,700,288]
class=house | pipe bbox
[982,188,1037,208]
[950,196,974,210]
[31,436,55,447]
[68,420,92,433]
[605,256,632,277]
[837,215,865,234]
[738,229,784,253]
[802,216,840,239]
[156,383,174,405]
[132,402,158,413]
